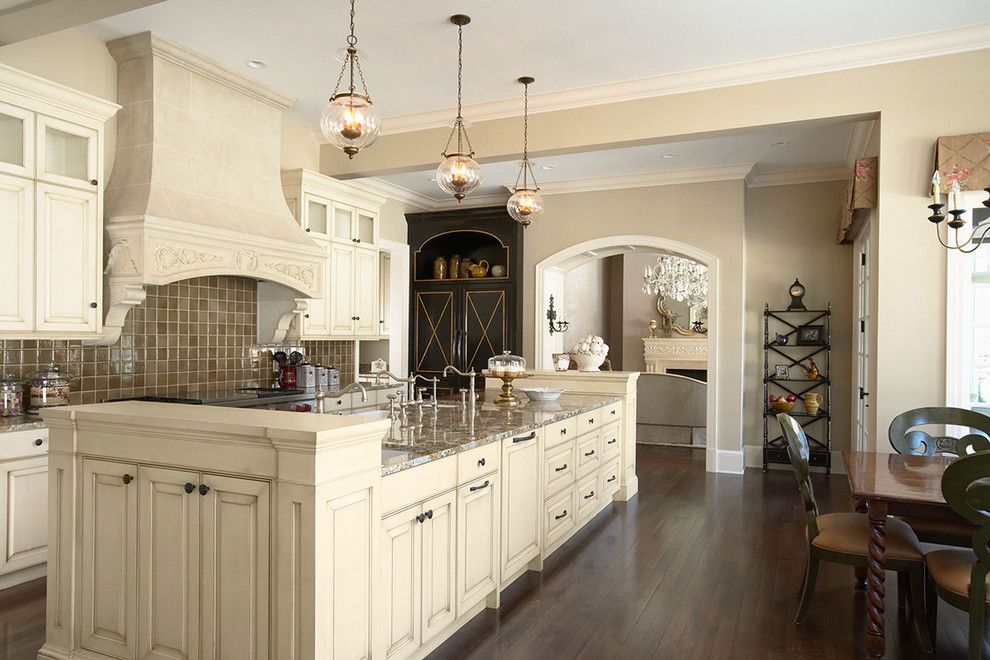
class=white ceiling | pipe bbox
[82,0,990,127]
[363,117,869,202]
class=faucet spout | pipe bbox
[338,381,368,403]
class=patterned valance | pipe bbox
[934,132,990,192]
[837,157,877,244]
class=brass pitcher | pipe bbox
[468,259,490,278]
[448,255,461,279]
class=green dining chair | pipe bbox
[777,413,932,651]
[925,451,990,660]
[888,407,990,546]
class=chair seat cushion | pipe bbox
[811,512,924,562]
[896,515,978,543]
[926,549,990,603]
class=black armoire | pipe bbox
[406,206,524,392]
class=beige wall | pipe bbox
[744,181,853,451]
[280,115,321,171]
[378,198,413,244]
[560,259,607,348]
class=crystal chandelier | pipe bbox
[927,170,990,253]
[436,15,481,202]
[642,255,708,304]
[320,0,380,159]
[507,76,543,226]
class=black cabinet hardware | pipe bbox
[199,484,210,496]
[90,179,98,186]
[184,482,195,494]
[469,480,489,492]
[607,438,617,445]
[554,510,567,520]
[584,450,595,457]
[34,438,43,446]
[90,302,98,308]
[512,431,536,443]
[122,474,133,485]
[584,491,595,500]
[610,409,617,416]
[305,227,311,232]
[560,428,567,435]
[425,509,433,519]
[416,513,426,523]
[477,457,486,467]
[607,475,617,483]
[588,419,595,425]
[554,464,567,472]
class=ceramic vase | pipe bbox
[803,393,821,415]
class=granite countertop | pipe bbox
[378,391,621,476]
[0,414,47,434]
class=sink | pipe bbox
[354,410,390,419]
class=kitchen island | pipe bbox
[37,371,638,660]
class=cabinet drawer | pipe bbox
[325,393,354,412]
[382,456,456,516]
[543,488,575,550]
[601,422,621,461]
[576,433,600,476]
[601,459,621,499]
[575,408,602,435]
[545,417,577,449]
[576,472,599,520]
[457,442,499,483]
[544,440,575,498]
[0,428,48,461]
[602,401,622,424]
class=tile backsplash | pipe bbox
[0,276,354,405]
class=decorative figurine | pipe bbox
[648,319,658,338]
[800,358,819,381]
[787,278,807,311]
[775,333,789,346]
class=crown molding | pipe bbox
[0,62,120,122]
[746,165,851,188]
[379,23,990,135]
[535,163,757,196]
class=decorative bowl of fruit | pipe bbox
[768,394,797,413]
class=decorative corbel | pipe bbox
[84,284,147,346]
[267,298,310,344]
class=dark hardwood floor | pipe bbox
[0,445,975,659]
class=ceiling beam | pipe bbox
[0,0,166,45]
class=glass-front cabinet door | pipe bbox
[302,193,330,237]
[0,102,34,178]
[36,114,98,190]
[332,203,355,244]
[356,209,377,247]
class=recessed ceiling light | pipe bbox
[246,59,269,69]
[771,141,790,148]
[661,153,677,159]
[540,164,556,171]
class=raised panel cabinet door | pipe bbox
[80,458,138,659]
[354,247,379,337]
[0,102,34,178]
[0,456,47,575]
[456,476,498,617]
[462,289,507,376]
[328,243,356,336]
[0,173,33,332]
[300,241,332,339]
[199,474,271,660]
[137,466,201,660]
[381,506,422,659]
[35,114,98,190]
[500,429,542,580]
[35,183,99,333]
[413,290,455,377]
[420,489,456,642]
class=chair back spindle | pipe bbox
[778,413,820,540]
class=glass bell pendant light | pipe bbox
[506,76,543,226]
[321,0,380,159]
[436,15,481,201]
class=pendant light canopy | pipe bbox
[321,0,380,159]
[506,76,543,226]
[436,14,481,202]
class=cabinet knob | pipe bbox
[90,179,98,186]
[425,509,433,519]
[305,228,311,232]
[184,482,195,494]
[122,474,133,485]
[90,302,98,308]
[554,510,567,520]
[199,484,210,496]
[34,438,43,446]
[416,513,426,524]
[304,314,310,318]
[478,457,486,467]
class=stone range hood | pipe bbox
[97,32,325,344]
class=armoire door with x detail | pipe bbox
[414,290,456,376]
[463,289,507,375]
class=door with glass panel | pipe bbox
[302,193,331,238]
[0,101,34,178]
[853,225,874,451]
[36,114,99,190]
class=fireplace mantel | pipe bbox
[643,336,708,374]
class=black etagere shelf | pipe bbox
[762,304,832,475]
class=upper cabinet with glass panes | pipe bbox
[281,168,384,248]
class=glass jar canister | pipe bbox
[27,362,72,411]
[0,373,24,417]
[487,350,526,377]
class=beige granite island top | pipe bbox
[377,391,621,476]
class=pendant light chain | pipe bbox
[522,80,529,189]
[442,18,474,158]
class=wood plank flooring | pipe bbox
[0,445,974,659]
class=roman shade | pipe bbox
[836,157,877,244]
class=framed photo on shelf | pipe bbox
[796,325,825,345]
[774,365,790,379]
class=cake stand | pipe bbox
[482,370,530,407]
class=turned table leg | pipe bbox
[866,499,888,659]
[854,499,868,589]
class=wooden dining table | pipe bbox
[842,450,965,658]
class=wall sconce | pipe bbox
[547,295,569,335]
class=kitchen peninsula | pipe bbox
[36,371,638,660]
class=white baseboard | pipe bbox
[743,445,847,475]
[711,448,744,475]
[0,562,46,590]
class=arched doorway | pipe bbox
[534,235,730,473]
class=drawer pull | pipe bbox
[610,409,617,416]
[588,419,595,425]
[553,464,568,472]
[584,491,595,500]
[513,431,537,443]
[584,450,595,457]
[607,475,617,483]
[607,438,617,445]
[184,482,195,494]
[469,480,490,492]
[34,438,44,446]
[478,457,486,467]
[560,428,567,435]
[554,510,568,520]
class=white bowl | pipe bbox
[520,387,564,402]
[571,352,606,372]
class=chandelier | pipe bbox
[642,254,708,304]
[506,76,543,225]
[927,170,990,253]
[436,15,482,202]
[320,0,380,159]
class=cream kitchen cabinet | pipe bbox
[499,428,542,583]
[0,64,117,339]
[378,250,392,337]
[456,474,498,617]
[79,458,270,660]
[0,454,48,577]
[331,202,378,249]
